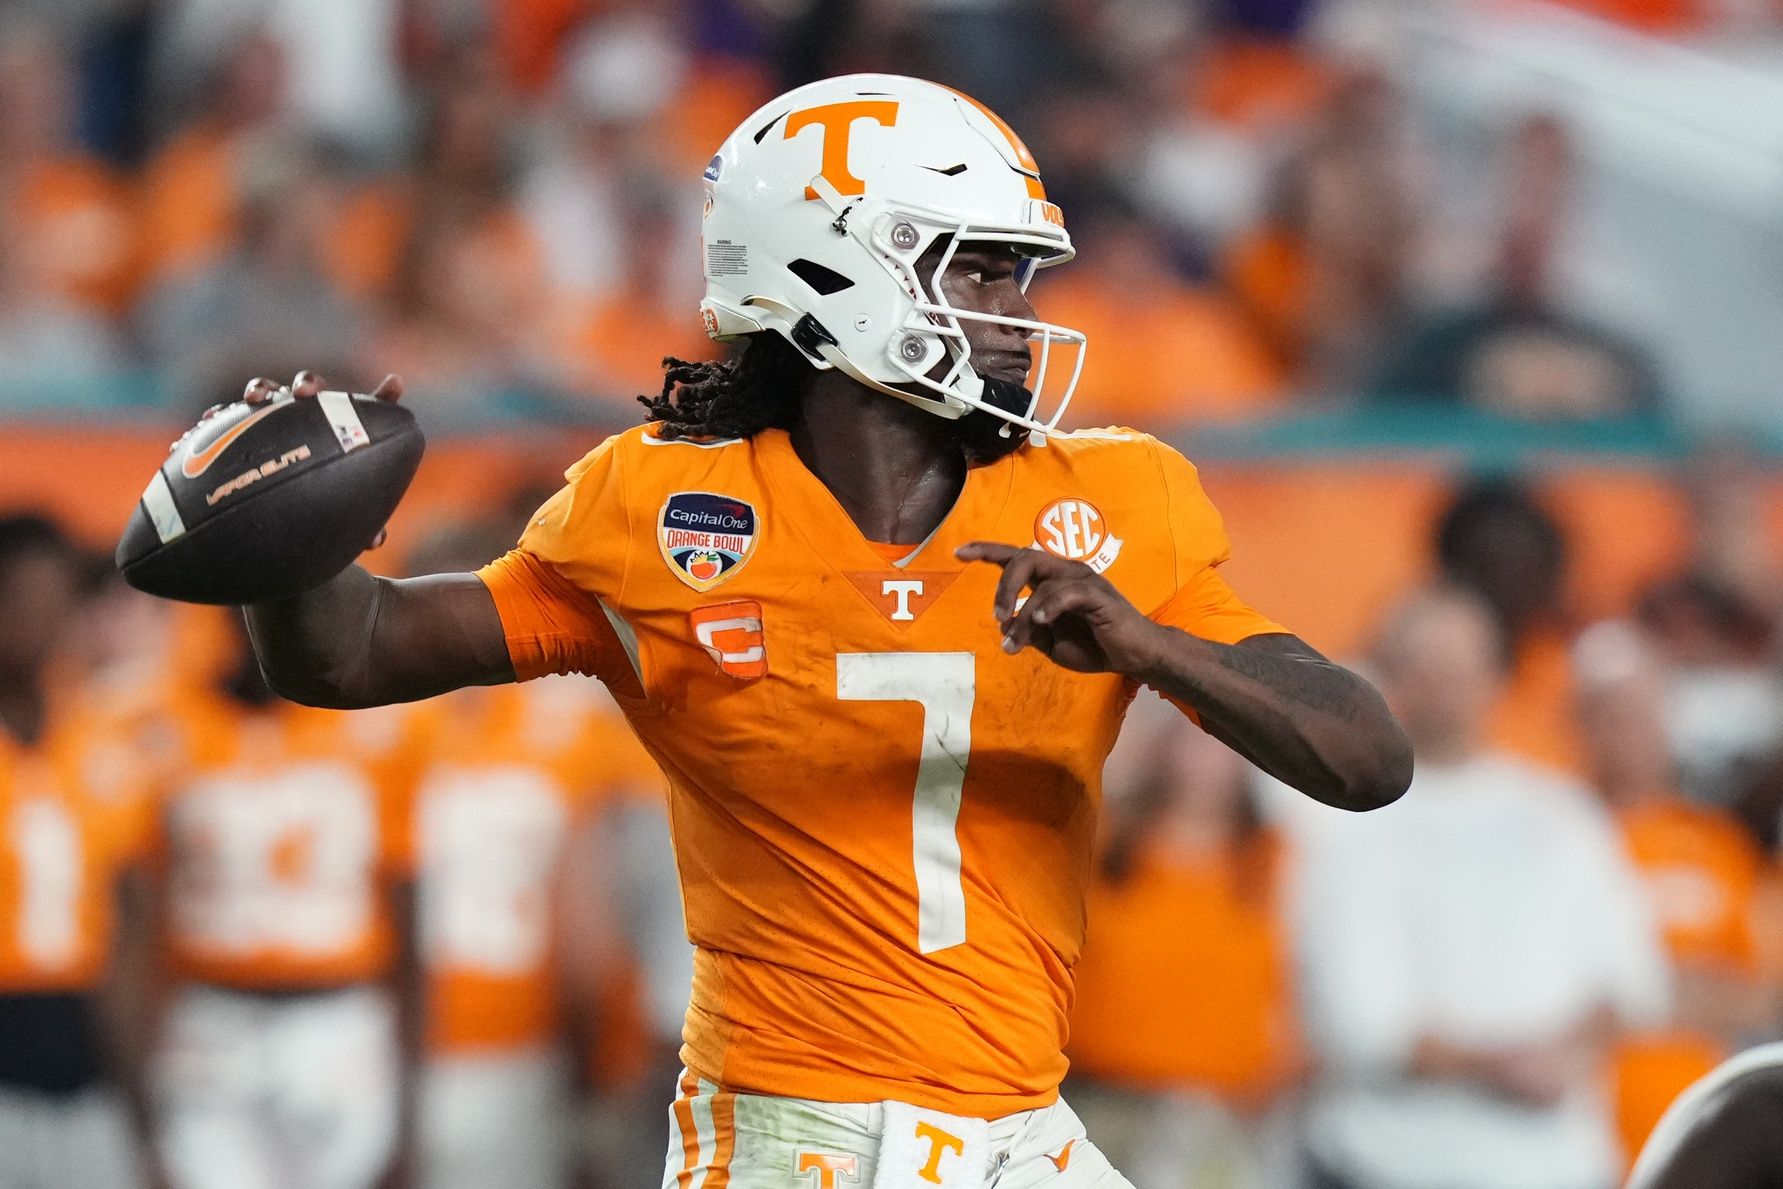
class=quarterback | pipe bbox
[238,75,1411,1188]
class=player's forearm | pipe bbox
[1137,629,1412,811]
[244,566,515,708]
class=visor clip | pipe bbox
[830,200,862,237]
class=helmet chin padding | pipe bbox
[956,378,1039,461]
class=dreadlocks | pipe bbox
[638,333,813,441]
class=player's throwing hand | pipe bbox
[240,370,405,550]
[956,541,1166,676]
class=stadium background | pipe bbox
[2,0,1782,1186]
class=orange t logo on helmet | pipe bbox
[785,100,900,199]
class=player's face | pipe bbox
[926,242,1038,385]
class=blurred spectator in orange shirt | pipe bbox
[1222,68,1425,394]
[0,23,139,318]
[1435,476,1586,773]
[136,33,290,290]
[1572,620,1778,1169]
[140,138,365,414]
[1035,206,1285,429]
[1371,114,1662,419]
[1067,700,1303,1189]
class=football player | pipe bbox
[230,75,1411,1187]
[146,629,422,1189]
[0,516,165,1189]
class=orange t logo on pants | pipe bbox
[914,1123,965,1185]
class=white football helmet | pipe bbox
[699,73,1087,436]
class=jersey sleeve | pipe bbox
[1148,438,1287,645]
[475,436,639,691]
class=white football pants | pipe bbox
[155,984,400,1189]
[658,1070,1134,1189]
[420,1047,574,1189]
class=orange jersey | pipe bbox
[0,693,156,992]
[1618,798,1763,974]
[1611,796,1766,1161]
[411,679,653,1053]
[156,697,416,989]
[477,423,1284,1117]
[1067,834,1299,1101]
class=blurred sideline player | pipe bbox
[231,74,1412,1187]
[1571,621,1775,1164]
[1626,1042,1783,1188]
[0,516,164,1188]
[146,628,421,1189]
[402,523,662,1189]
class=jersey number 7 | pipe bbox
[837,653,974,954]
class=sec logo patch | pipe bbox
[1034,497,1123,573]
[659,492,758,591]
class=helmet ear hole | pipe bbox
[787,260,855,296]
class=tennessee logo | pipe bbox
[1035,497,1122,574]
[914,1122,965,1185]
[690,602,766,679]
[785,100,899,200]
[659,492,758,591]
[180,401,285,479]
[796,1152,861,1189]
[1046,1140,1076,1173]
[843,572,957,626]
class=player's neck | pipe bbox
[790,376,968,546]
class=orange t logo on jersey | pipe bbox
[796,1152,861,1189]
[844,572,958,626]
[785,100,899,200]
[914,1123,965,1185]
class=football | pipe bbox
[115,392,425,605]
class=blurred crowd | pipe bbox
[11,0,1783,428]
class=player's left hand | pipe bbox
[956,542,1166,675]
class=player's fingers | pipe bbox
[954,541,1023,566]
[1026,581,1101,628]
[1004,578,1090,652]
[370,373,404,402]
[241,378,280,406]
[991,549,1045,623]
[290,370,326,399]
[367,527,389,551]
